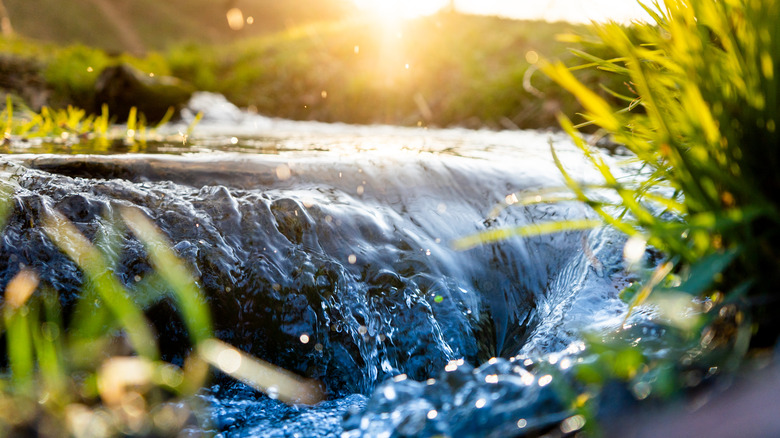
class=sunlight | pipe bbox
[352,0,446,22]
[351,0,650,23]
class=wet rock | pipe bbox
[95,63,194,123]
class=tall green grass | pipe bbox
[455,0,780,428]
[539,0,780,347]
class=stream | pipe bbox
[0,93,649,437]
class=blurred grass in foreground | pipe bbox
[0,104,322,436]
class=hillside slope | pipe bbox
[5,0,353,53]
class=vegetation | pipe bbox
[532,0,779,429]
[3,0,353,53]
[0,13,627,130]
[544,0,780,347]
[164,13,627,129]
[453,0,780,431]
[1,0,778,433]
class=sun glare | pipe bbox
[353,0,446,22]
[351,0,650,24]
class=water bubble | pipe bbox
[358,326,368,335]
[276,164,292,180]
[517,419,528,429]
[427,410,438,420]
[299,334,310,344]
[632,381,652,400]
[226,8,245,30]
[525,50,539,64]
[230,137,239,144]
[623,235,647,266]
[560,415,586,433]
[383,386,397,401]
[475,398,486,408]
[348,254,357,264]
[538,375,553,387]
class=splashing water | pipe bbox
[0,93,639,436]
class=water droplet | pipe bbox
[276,164,292,180]
[623,235,647,266]
[357,185,364,195]
[538,374,553,387]
[560,415,586,433]
[475,398,486,408]
[427,410,438,419]
[230,137,239,144]
[485,374,499,384]
[348,254,357,264]
[517,419,527,429]
[357,325,368,335]
[299,334,310,344]
[226,8,245,30]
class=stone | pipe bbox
[95,63,194,123]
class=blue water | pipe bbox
[0,93,642,437]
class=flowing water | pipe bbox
[0,93,645,437]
